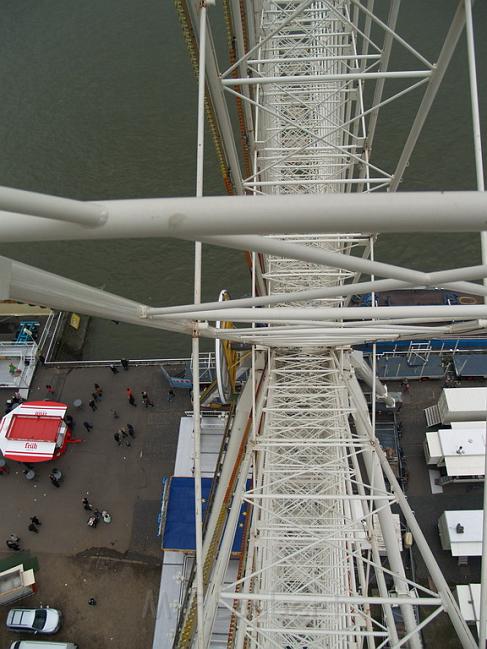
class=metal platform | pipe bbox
[454,353,487,378]
[375,354,445,380]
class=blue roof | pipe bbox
[161,476,249,554]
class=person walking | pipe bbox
[46,384,55,396]
[110,408,119,419]
[30,516,41,526]
[28,522,39,533]
[168,388,176,405]
[91,391,99,402]
[65,414,74,429]
[109,364,119,374]
[126,388,136,406]
[127,423,135,438]
[119,427,131,446]
[88,399,97,412]
[83,421,94,432]
[94,383,103,398]
[6,539,20,551]
[113,431,122,446]
[49,473,61,488]
[82,497,93,511]
[141,391,154,407]
[121,358,129,371]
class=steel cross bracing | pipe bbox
[0,2,482,648]
[223,350,443,649]
[201,2,479,649]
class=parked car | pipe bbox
[6,608,62,634]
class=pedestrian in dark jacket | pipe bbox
[49,473,60,487]
[94,383,103,398]
[114,432,121,446]
[109,364,119,374]
[83,421,94,432]
[127,423,135,438]
[82,497,93,510]
[28,522,39,533]
[121,358,129,371]
[30,516,41,526]
[88,399,97,412]
[141,391,154,407]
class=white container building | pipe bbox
[425,387,487,427]
[424,426,486,484]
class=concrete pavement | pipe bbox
[0,361,191,648]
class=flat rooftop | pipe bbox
[6,415,61,442]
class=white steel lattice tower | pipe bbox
[0,2,485,649]
[192,2,483,649]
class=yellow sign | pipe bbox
[70,313,81,330]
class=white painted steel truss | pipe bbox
[0,2,484,649]
[206,2,481,649]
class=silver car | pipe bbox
[6,608,62,634]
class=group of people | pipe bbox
[82,497,111,527]
[88,383,104,412]
[2,358,171,553]
[113,423,135,447]
[6,516,42,550]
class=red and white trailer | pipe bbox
[0,401,70,462]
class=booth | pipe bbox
[424,426,486,484]
[0,401,70,462]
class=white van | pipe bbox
[9,642,78,649]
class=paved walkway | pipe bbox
[392,378,483,649]
[0,361,191,648]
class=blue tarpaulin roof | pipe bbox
[453,354,487,378]
[161,476,249,554]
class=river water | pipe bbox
[0,1,485,359]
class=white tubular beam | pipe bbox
[350,350,394,406]
[193,5,208,649]
[0,185,107,226]
[201,234,487,291]
[350,0,433,68]
[154,304,487,323]
[229,0,255,148]
[368,420,478,649]
[389,1,468,191]
[145,264,487,316]
[1,192,487,242]
[466,1,487,640]
[222,70,431,86]
[365,0,401,150]
[186,0,243,194]
[220,0,317,79]
[4,255,200,338]
[346,367,421,648]
[220,592,439,607]
[203,442,254,648]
